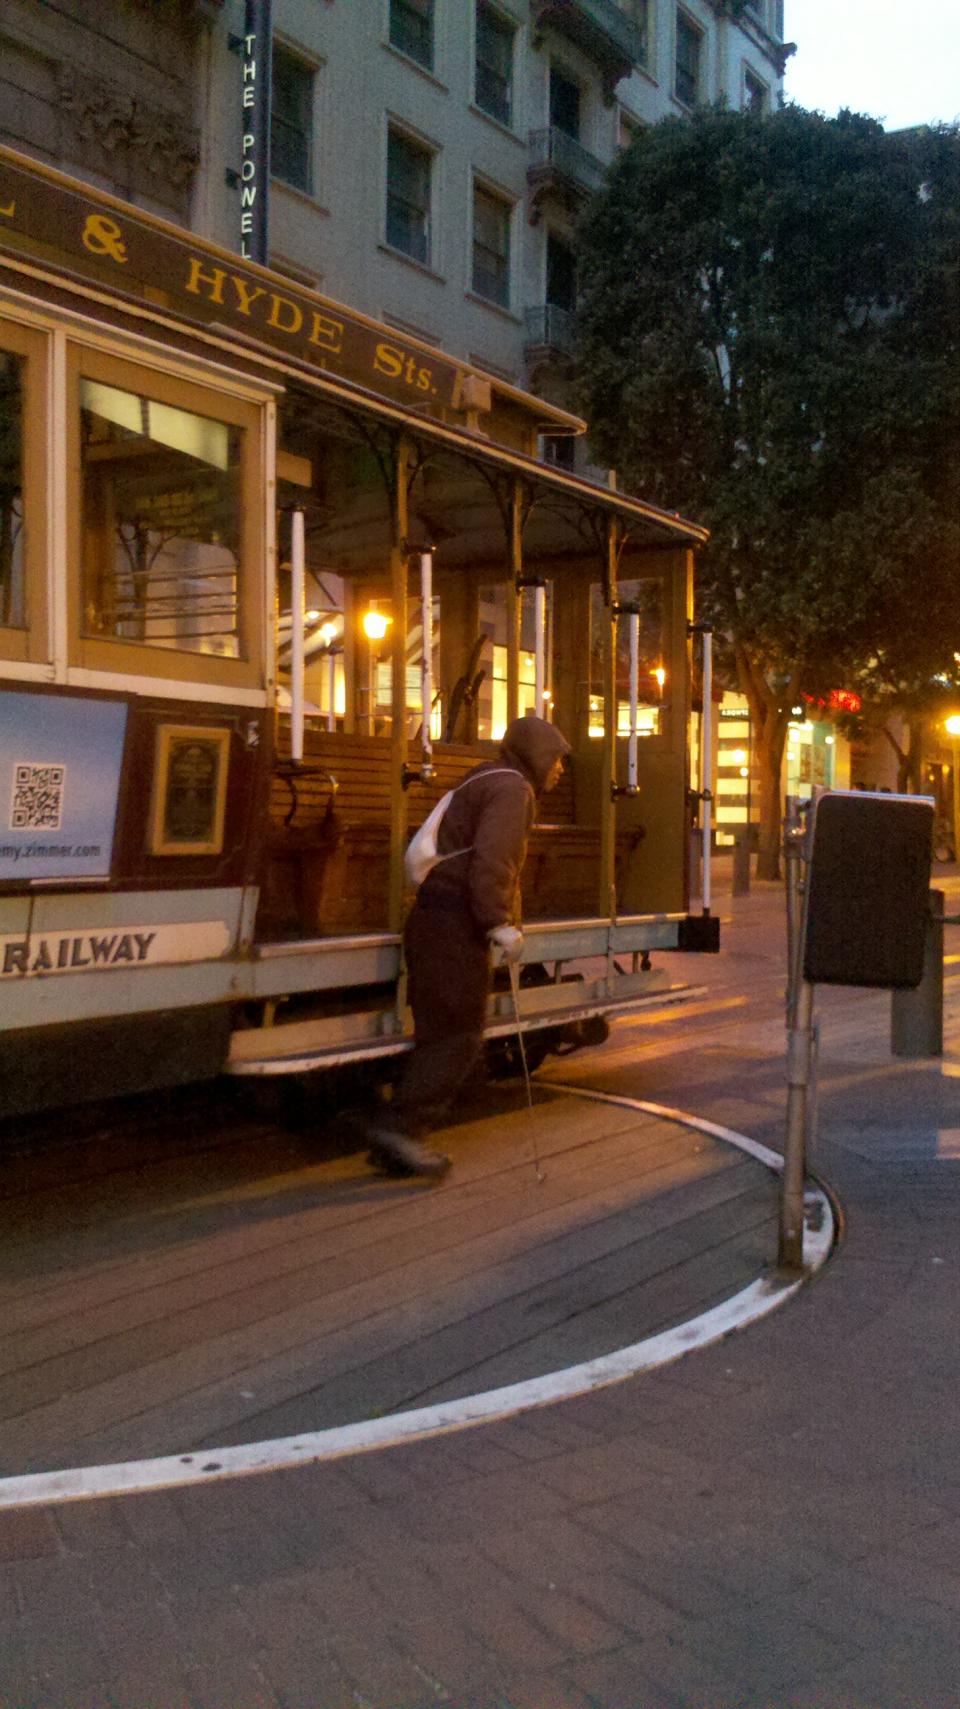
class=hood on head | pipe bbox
[500,714,571,792]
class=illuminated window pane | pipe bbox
[80,379,243,657]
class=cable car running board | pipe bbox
[227,979,705,1076]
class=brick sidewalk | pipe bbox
[3,878,960,1707]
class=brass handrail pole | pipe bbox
[388,435,411,933]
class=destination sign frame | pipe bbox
[0,145,474,419]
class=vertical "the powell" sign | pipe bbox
[240,0,272,265]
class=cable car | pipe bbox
[0,145,715,1122]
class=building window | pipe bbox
[546,232,577,314]
[386,127,433,265]
[621,0,650,67]
[271,46,314,194]
[675,12,702,108]
[473,184,512,307]
[390,0,434,70]
[744,67,768,113]
[549,67,581,140]
[542,434,575,471]
[475,2,515,127]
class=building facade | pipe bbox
[0,0,789,456]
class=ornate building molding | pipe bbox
[54,67,199,189]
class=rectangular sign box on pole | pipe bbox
[802,790,934,990]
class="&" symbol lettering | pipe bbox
[81,214,128,266]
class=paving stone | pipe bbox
[567,1642,693,1708]
[104,1666,193,1709]
[185,1656,282,1709]
[493,1667,599,1709]
[117,1489,190,1548]
[0,1508,60,1561]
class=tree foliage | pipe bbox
[575,106,960,873]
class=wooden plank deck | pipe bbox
[0,1084,779,1476]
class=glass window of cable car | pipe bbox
[0,317,47,664]
[69,347,266,686]
[80,379,242,656]
[0,348,25,630]
[588,577,666,740]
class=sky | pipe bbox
[783,1,960,132]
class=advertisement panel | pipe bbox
[0,693,127,881]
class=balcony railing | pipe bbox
[530,126,606,191]
[524,304,577,362]
[527,126,607,222]
[531,0,642,98]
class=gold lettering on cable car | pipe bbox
[82,214,129,265]
[0,199,14,219]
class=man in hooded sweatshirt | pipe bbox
[368,713,571,1178]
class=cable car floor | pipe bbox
[0,1056,779,1481]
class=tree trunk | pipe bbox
[754,713,789,880]
[736,643,794,882]
[904,718,924,794]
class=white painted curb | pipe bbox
[0,1092,834,1511]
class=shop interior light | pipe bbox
[654,666,666,689]
[729,747,748,765]
[945,715,960,736]
[319,622,337,647]
[363,608,390,641]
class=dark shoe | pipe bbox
[367,1128,452,1179]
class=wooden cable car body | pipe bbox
[0,146,711,1119]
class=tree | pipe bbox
[575,106,960,876]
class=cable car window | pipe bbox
[588,577,665,739]
[0,349,25,630]
[79,379,244,658]
[476,582,553,739]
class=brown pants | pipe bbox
[390,896,490,1138]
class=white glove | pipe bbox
[488,924,524,966]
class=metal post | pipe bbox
[534,582,546,716]
[419,552,434,776]
[688,824,702,899]
[952,741,960,861]
[387,442,410,933]
[289,508,305,763]
[326,649,336,733]
[701,627,714,914]
[732,827,751,896]
[783,795,803,1025]
[780,976,814,1272]
[627,611,639,792]
[507,483,522,723]
[599,519,618,920]
[891,889,944,1056]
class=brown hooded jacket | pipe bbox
[417,715,571,934]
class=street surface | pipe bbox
[2,864,960,1707]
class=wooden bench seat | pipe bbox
[258,726,637,937]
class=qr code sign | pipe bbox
[11,762,66,831]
